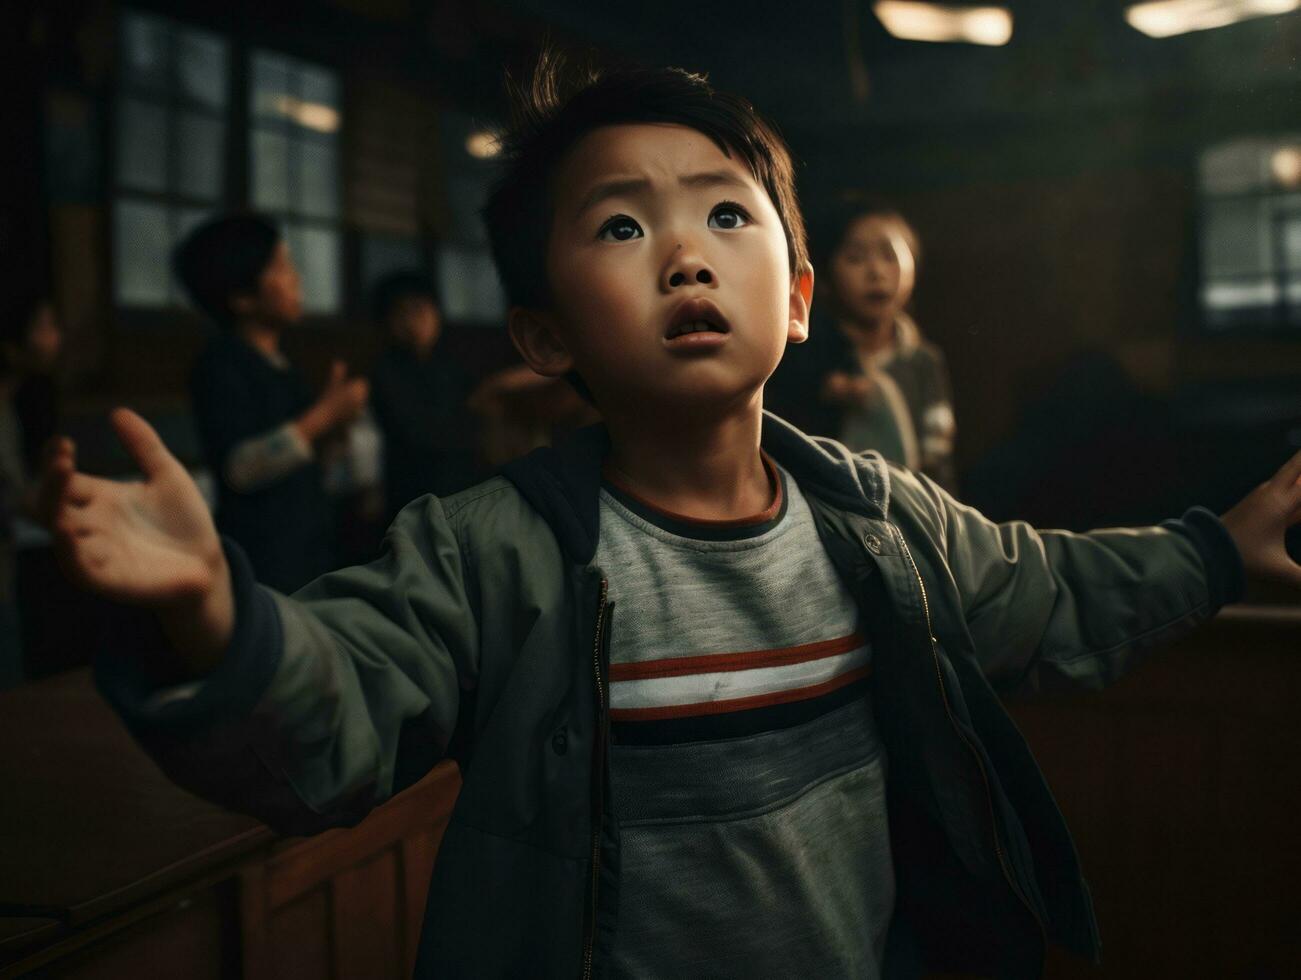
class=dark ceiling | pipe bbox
[474,0,1299,134]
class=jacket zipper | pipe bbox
[582,578,610,980]
[891,525,1046,944]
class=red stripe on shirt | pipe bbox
[608,664,873,722]
[608,631,867,682]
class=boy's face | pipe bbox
[831,215,915,326]
[523,123,810,415]
[236,240,302,327]
[390,296,441,353]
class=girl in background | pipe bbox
[769,203,958,492]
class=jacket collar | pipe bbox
[501,411,891,565]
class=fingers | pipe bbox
[1270,447,1301,491]
[328,360,348,386]
[36,436,77,526]
[110,407,177,480]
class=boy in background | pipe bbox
[41,66,1301,978]
[177,215,368,593]
[368,271,474,521]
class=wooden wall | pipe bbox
[1012,608,1301,978]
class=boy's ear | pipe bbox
[787,265,814,344]
[508,307,575,378]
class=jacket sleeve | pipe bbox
[893,470,1244,695]
[95,494,478,834]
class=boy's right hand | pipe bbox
[297,360,370,441]
[38,408,234,675]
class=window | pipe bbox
[113,10,229,306]
[112,11,344,317]
[435,113,506,324]
[249,50,343,315]
[1197,136,1301,333]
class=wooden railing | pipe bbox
[0,671,459,979]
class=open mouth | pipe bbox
[667,320,727,338]
[665,298,732,341]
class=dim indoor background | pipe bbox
[2,1,1298,978]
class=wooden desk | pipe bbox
[0,671,460,979]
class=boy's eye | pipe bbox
[709,203,751,231]
[597,215,643,242]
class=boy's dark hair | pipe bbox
[173,214,280,329]
[370,270,440,327]
[482,53,810,312]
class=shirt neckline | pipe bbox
[601,452,788,542]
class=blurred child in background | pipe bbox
[770,203,958,491]
[177,214,368,593]
[368,271,474,521]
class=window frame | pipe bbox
[1194,138,1301,339]
[110,7,352,330]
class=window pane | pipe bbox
[251,51,292,120]
[288,224,341,314]
[116,98,169,192]
[1200,137,1301,195]
[1202,279,1278,312]
[437,245,505,323]
[121,11,170,93]
[251,128,290,211]
[1202,198,1273,279]
[297,139,339,218]
[115,200,171,306]
[1279,208,1301,271]
[177,112,224,201]
[297,64,340,111]
[176,28,228,109]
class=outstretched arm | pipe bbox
[37,408,475,834]
[891,451,1301,695]
[38,408,234,673]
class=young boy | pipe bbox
[368,271,474,521]
[177,215,369,593]
[40,66,1301,978]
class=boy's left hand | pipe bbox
[1220,449,1301,589]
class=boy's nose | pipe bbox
[662,243,716,291]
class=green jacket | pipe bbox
[99,413,1242,978]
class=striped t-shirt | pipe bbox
[596,457,894,979]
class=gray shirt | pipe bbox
[596,460,895,979]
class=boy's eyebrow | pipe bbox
[574,170,752,218]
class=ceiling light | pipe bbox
[1124,0,1300,38]
[272,95,340,133]
[873,1,1014,45]
[465,130,501,159]
[1272,146,1301,187]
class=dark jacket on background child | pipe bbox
[370,344,474,520]
[190,334,334,593]
[97,413,1241,978]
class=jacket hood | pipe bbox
[501,411,891,565]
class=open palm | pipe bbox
[43,409,224,605]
